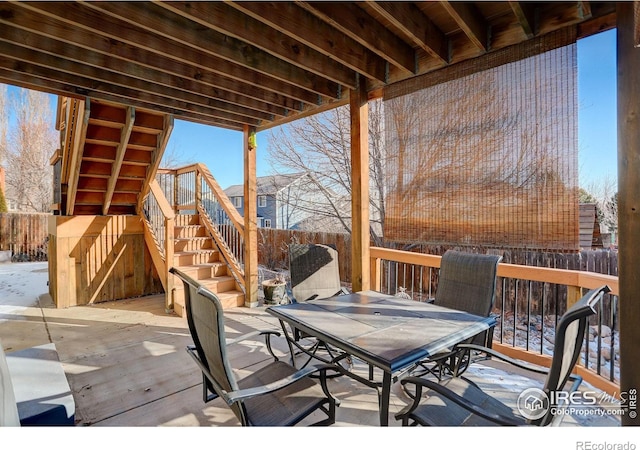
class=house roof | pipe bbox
[0,2,615,132]
[224,172,308,197]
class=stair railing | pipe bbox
[140,179,175,311]
[195,163,245,291]
[156,164,246,293]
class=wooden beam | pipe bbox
[11,1,320,107]
[616,1,640,427]
[243,125,259,307]
[0,35,268,125]
[158,1,359,88]
[0,14,288,118]
[103,107,134,215]
[509,1,537,38]
[66,99,90,216]
[85,1,342,99]
[350,78,370,292]
[365,2,448,64]
[440,1,489,52]
[299,1,416,75]
[229,1,388,83]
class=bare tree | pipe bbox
[582,175,618,236]
[0,84,7,166]
[266,99,387,245]
[4,88,58,212]
[160,141,193,169]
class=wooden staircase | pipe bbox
[170,213,245,316]
[55,97,172,216]
[55,96,245,315]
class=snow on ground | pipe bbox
[0,262,50,317]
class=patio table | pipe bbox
[266,290,496,426]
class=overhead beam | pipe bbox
[12,1,320,107]
[0,69,243,131]
[440,1,489,52]
[228,1,388,83]
[509,1,537,38]
[85,1,342,99]
[158,1,359,88]
[103,107,135,215]
[0,49,262,128]
[299,1,416,75]
[0,27,276,122]
[365,2,448,64]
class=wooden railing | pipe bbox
[155,164,245,292]
[196,163,245,289]
[140,180,175,311]
[370,246,620,396]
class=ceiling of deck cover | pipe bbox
[0,1,616,132]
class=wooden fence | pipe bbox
[257,228,618,289]
[0,213,50,261]
[257,228,352,282]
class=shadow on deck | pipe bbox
[0,262,621,428]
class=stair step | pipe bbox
[174,214,200,226]
[174,249,219,265]
[174,225,207,238]
[175,263,228,279]
[173,275,237,293]
[174,237,214,252]
[172,287,244,316]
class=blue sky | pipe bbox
[576,29,617,188]
[5,29,617,191]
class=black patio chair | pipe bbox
[289,243,349,303]
[285,243,352,372]
[171,267,339,426]
[405,250,502,382]
[395,285,610,426]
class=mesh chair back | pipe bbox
[436,251,502,317]
[289,243,341,302]
[536,285,609,426]
[172,268,245,423]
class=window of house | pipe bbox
[258,217,264,227]
[232,197,242,208]
[264,219,271,228]
[258,195,267,207]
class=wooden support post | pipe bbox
[350,78,370,292]
[164,216,174,312]
[617,1,640,426]
[243,125,259,307]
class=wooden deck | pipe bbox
[0,262,620,428]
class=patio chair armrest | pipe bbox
[453,343,552,376]
[226,330,280,346]
[226,330,281,361]
[396,376,525,426]
[225,363,340,405]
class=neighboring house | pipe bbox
[224,172,323,229]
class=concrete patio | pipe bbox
[0,262,621,428]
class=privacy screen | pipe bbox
[383,40,578,251]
